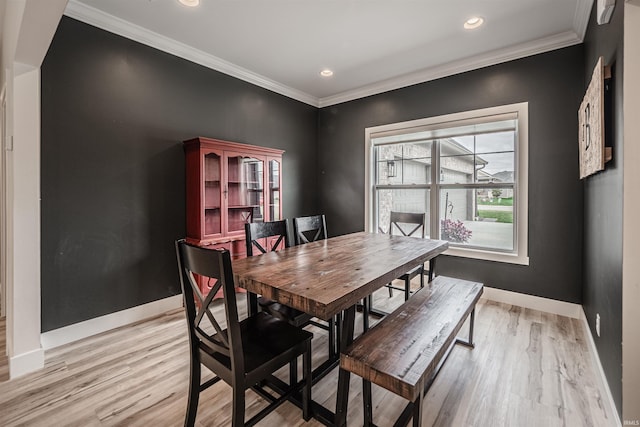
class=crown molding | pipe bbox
[574,0,595,40]
[63,0,319,107]
[65,0,591,110]
[318,30,582,107]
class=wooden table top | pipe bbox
[232,232,448,321]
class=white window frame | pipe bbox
[364,102,529,265]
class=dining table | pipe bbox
[232,231,449,426]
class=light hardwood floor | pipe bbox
[0,283,615,427]
[0,316,8,382]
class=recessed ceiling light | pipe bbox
[178,0,200,7]
[464,16,484,30]
[320,69,334,77]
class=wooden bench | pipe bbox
[340,275,483,427]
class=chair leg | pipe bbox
[303,342,312,421]
[289,359,298,387]
[420,264,425,288]
[231,385,245,427]
[388,282,393,298]
[404,276,410,301]
[185,358,200,427]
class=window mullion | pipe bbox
[431,140,440,239]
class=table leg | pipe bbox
[247,292,258,316]
[363,379,373,426]
[335,305,356,427]
[428,257,436,282]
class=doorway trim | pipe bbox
[1,83,7,319]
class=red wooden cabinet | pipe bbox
[184,137,284,296]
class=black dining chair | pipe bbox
[176,239,312,427]
[244,220,311,322]
[292,214,328,245]
[292,215,339,355]
[247,219,339,359]
[386,211,428,300]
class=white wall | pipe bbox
[8,67,44,376]
[1,0,25,368]
[623,1,640,423]
[0,0,5,321]
[1,0,67,378]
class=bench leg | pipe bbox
[456,307,476,348]
[404,276,410,301]
[363,379,373,426]
[469,307,475,345]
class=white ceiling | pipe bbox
[65,0,594,107]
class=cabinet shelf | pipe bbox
[228,180,262,184]
[228,205,260,209]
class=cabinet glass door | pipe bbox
[203,152,222,236]
[268,159,281,221]
[226,154,265,233]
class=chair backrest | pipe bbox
[175,239,244,374]
[293,215,327,245]
[389,211,426,238]
[245,220,290,256]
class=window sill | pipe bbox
[444,246,529,266]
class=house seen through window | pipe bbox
[366,103,529,264]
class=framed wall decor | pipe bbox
[578,56,612,179]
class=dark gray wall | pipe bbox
[41,17,318,332]
[582,3,624,416]
[318,45,585,303]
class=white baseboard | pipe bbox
[41,295,183,350]
[580,308,622,427]
[10,347,44,379]
[481,286,583,318]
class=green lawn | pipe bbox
[477,197,513,206]
[477,210,513,223]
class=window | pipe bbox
[365,103,529,265]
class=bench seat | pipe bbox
[340,275,483,426]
